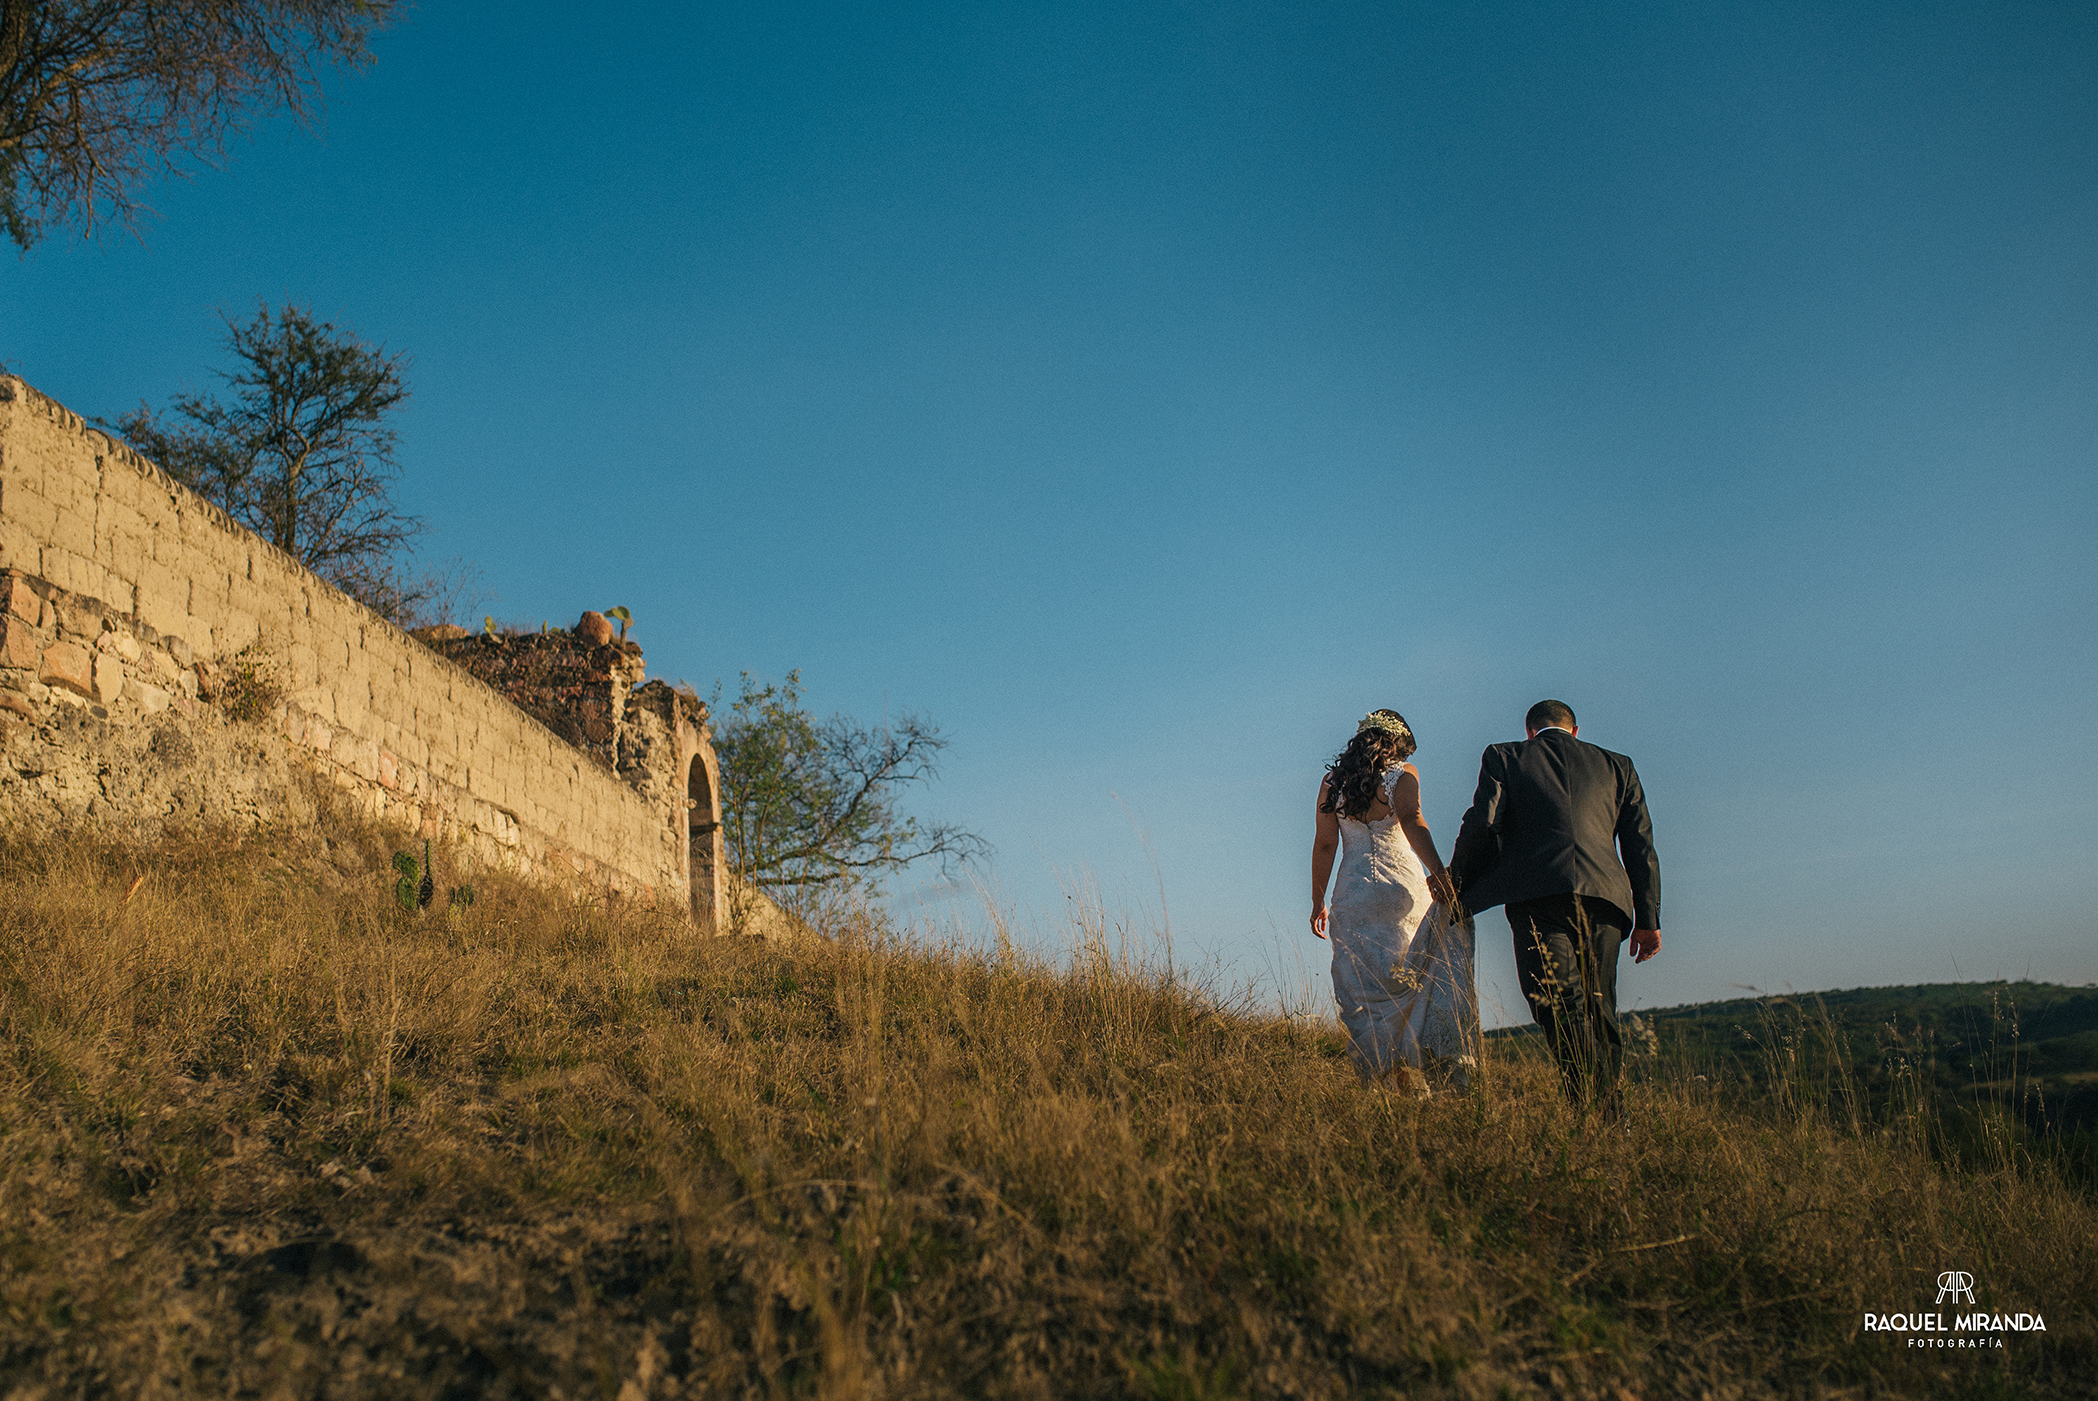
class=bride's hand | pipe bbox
[1309,907,1329,940]
[1428,869,1458,905]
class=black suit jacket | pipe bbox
[1448,729,1660,930]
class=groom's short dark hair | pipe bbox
[1526,699,1576,732]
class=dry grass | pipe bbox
[0,817,2091,1399]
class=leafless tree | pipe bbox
[322,552,489,632]
[115,301,433,618]
[0,0,401,249]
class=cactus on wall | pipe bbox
[392,850,421,911]
[394,842,474,915]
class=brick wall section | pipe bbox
[0,375,717,909]
[427,630,726,927]
[423,630,644,768]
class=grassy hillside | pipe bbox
[1,820,2092,1399]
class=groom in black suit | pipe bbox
[1449,700,1662,1116]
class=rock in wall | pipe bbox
[0,375,721,921]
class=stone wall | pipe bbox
[423,626,724,930]
[0,375,723,926]
[418,626,643,769]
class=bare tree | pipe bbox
[0,0,401,249]
[116,301,429,616]
[323,552,490,632]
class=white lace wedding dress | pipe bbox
[1328,767,1480,1084]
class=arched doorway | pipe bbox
[687,754,719,932]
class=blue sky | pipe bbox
[6,1,2094,1023]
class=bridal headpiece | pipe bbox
[1357,710,1414,745]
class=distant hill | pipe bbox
[1503,981,2098,1178]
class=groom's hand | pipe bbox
[1629,928,1661,963]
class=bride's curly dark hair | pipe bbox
[1320,710,1418,819]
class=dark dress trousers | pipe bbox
[1449,729,1661,1113]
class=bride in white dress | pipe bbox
[1310,710,1479,1091]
